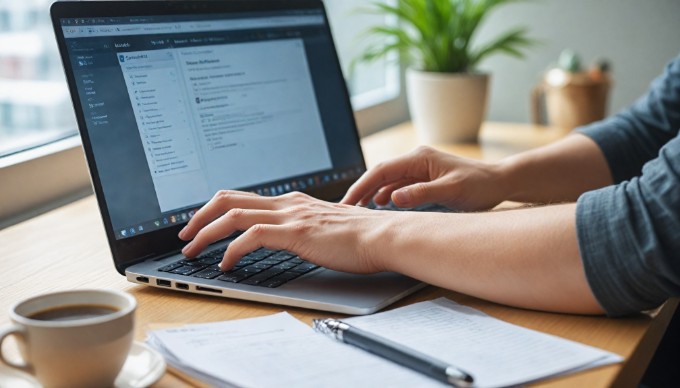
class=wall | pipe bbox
[474,0,680,123]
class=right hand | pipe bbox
[179,190,411,274]
[341,146,509,211]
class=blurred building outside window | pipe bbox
[0,0,76,158]
[0,0,399,159]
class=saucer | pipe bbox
[0,341,166,388]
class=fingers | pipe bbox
[391,181,450,208]
[179,190,277,241]
[220,224,297,270]
[341,153,427,206]
[372,180,417,206]
[182,209,283,258]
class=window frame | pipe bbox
[330,0,407,136]
[0,136,91,229]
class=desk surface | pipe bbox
[1,122,676,388]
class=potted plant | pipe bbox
[358,0,535,143]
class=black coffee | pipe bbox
[28,304,119,322]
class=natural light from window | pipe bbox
[0,0,76,158]
[325,0,399,109]
[0,0,398,159]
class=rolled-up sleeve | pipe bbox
[576,133,680,316]
[578,54,680,183]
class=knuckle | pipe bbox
[216,190,235,201]
[225,208,244,219]
[286,205,315,221]
[415,145,435,156]
[286,205,304,216]
[288,191,307,201]
[249,224,268,237]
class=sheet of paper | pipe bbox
[147,312,444,388]
[147,299,623,388]
[345,298,623,388]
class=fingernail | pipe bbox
[178,227,187,239]
[393,189,411,205]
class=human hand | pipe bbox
[341,146,508,211]
[179,190,402,273]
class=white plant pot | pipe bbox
[406,69,489,143]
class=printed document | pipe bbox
[147,298,623,387]
[147,312,437,387]
[346,298,623,387]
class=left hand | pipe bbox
[179,190,399,273]
[341,146,507,211]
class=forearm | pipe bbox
[380,204,604,314]
[497,134,613,204]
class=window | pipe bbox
[324,0,401,111]
[0,0,402,159]
[0,0,90,228]
[0,0,407,227]
[0,0,77,158]
[324,0,407,136]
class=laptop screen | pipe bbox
[57,5,364,242]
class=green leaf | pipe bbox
[356,0,537,73]
[468,27,537,68]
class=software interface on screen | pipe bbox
[60,10,364,239]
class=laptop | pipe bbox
[50,0,428,315]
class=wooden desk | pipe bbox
[1,122,676,388]
[361,121,574,164]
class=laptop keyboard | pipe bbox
[365,201,451,212]
[157,247,319,289]
[156,201,451,289]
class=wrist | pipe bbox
[496,153,536,202]
[494,155,527,203]
[371,212,446,274]
[363,212,412,273]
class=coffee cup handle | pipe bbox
[0,324,33,374]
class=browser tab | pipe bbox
[62,15,324,38]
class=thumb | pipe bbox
[392,181,449,208]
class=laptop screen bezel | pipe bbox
[50,0,366,274]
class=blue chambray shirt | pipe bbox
[576,54,680,316]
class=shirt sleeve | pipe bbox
[576,132,680,316]
[577,54,680,183]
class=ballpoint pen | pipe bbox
[313,318,474,387]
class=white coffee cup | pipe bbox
[0,289,136,388]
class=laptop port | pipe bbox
[176,283,189,290]
[156,279,172,287]
[196,286,222,294]
[136,276,149,283]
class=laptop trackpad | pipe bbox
[280,269,424,309]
